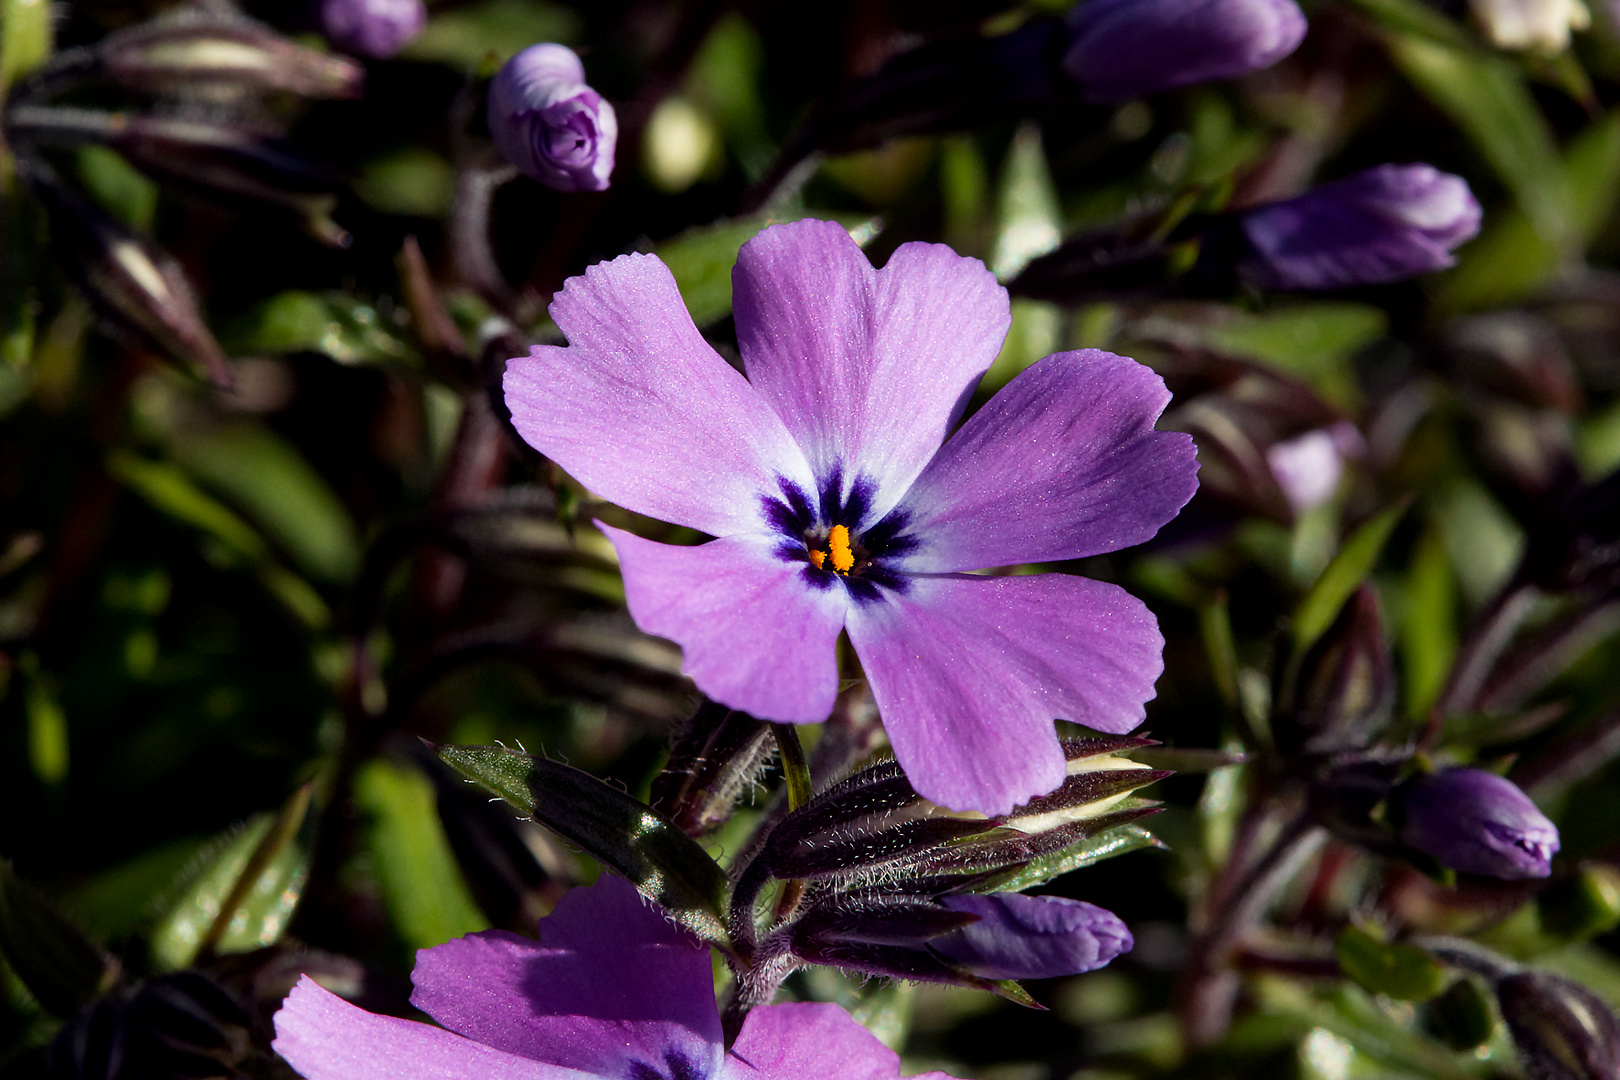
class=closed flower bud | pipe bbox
[488,43,617,192]
[320,0,426,60]
[98,13,363,98]
[1238,164,1482,290]
[1395,768,1559,880]
[1496,970,1620,1080]
[932,893,1132,979]
[1062,0,1307,102]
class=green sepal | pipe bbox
[438,744,733,949]
[0,861,121,1016]
[1335,925,1446,1002]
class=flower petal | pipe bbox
[601,523,849,723]
[273,977,592,1080]
[727,1002,932,1080]
[504,252,812,536]
[847,573,1164,815]
[896,350,1198,573]
[733,219,1011,520]
[409,876,723,1077]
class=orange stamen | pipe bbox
[829,525,855,573]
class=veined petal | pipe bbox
[600,523,849,724]
[897,350,1198,573]
[846,573,1164,815]
[273,977,594,1080]
[733,219,1010,521]
[410,876,723,1078]
[505,253,813,536]
[726,1002,918,1080]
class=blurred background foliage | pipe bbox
[8,0,1620,1077]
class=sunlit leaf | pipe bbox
[355,756,489,951]
[977,820,1163,893]
[1336,926,1446,1001]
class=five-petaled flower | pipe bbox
[274,875,956,1080]
[503,219,1199,815]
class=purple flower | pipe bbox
[502,219,1198,815]
[932,894,1132,979]
[1238,164,1482,290]
[274,876,959,1080]
[1396,768,1560,880]
[319,0,425,59]
[1062,0,1307,102]
[489,44,617,192]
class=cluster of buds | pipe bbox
[722,737,1168,1008]
[3,10,361,384]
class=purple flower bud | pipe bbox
[488,43,617,192]
[931,894,1132,979]
[319,0,425,59]
[1397,768,1560,880]
[1062,0,1307,102]
[1239,164,1482,290]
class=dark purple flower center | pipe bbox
[762,468,918,604]
[625,1049,706,1080]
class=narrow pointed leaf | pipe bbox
[1293,499,1409,652]
[438,744,732,947]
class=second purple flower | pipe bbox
[503,219,1199,815]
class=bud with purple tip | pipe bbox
[319,0,425,59]
[1395,768,1560,880]
[488,43,617,192]
[1238,164,1482,290]
[1062,0,1308,102]
[931,894,1133,980]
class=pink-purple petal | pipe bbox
[847,573,1165,815]
[273,976,594,1080]
[897,350,1199,573]
[600,523,849,724]
[504,253,813,536]
[409,876,722,1077]
[733,219,1011,520]
[727,1002,925,1080]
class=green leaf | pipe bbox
[1292,500,1409,653]
[75,145,158,231]
[1389,35,1572,252]
[163,422,360,584]
[1344,0,1476,48]
[1200,303,1385,405]
[1336,926,1447,1001]
[0,0,52,95]
[224,290,414,367]
[0,862,120,1016]
[352,149,456,219]
[991,122,1061,281]
[978,820,1162,893]
[1438,109,1620,313]
[355,757,489,951]
[108,451,272,563]
[402,0,581,68]
[439,744,733,947]
[1401,525,1458,720]
[149,782,316,970]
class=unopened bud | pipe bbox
[320,0,426,60]
[1238,164,1481,290]
[1062,0,1307,102]
[650,700,773,837]
[932,893,1132,979]
[18,158,231,385]
[1274,584,1394,756]
[488,44,617,192]
[1496,970,1620,1080]
[1395,768,1559,880]
[99,13,363,98]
